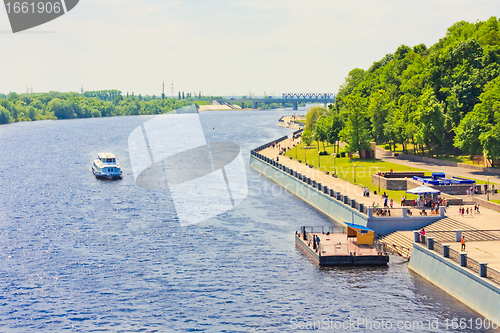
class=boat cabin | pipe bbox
[97,153,117,164]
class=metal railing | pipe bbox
[426,230,500,242]
[383,243,412,259]
[487,267,500,285]
[467,256,481,275]
[416,234,500,286]
[448,247,461,265]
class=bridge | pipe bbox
[217,93,336,110]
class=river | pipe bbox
[0,109,492,332]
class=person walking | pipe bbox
[390,198,393,209]
[461,236,466,252]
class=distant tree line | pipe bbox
[0,90,196,125]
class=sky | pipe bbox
[0,0,499,97]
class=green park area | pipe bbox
[285,140,500,204]
[284,141,423,202]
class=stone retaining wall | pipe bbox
[409,244,500,320]
[473,197,500,212]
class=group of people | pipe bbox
[466,185,479,196]
[419,207,440,216]
[401,196,447,209]
[374,208,391,216]
[371,201,392,216]
[458,204,480,217]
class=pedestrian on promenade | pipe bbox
[466,207,469,217]
[384,197,388,208]
[461,236,466,251]
[467,188,470,196]
[420,228,426,243]
[390,198,393,209]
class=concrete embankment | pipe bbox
[250,144,443,235]
[409,244,500,320]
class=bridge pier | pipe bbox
[252,101,258,109]
[293,102,298,111]
[282,102,286,108]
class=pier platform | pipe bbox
[295,226,389,266]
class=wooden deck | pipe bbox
[295,233,389,266]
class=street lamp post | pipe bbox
[318,150,321,168]
[295,144,297,159]
[378,169,380,193]
[334,155,337,176]
[487,176,490,201]
[353,163,356,184]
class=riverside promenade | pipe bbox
[258,138,403,211]
[251,136,445,235]
[252,134,500,319]
[258,137,500,271]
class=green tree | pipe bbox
[305,106,327,131]
[302,130,313,146]
[417,89,446,157]
[340,96,372,154]
[6,92,19,102]
[454,112,484,157]
[326,112,344,153]
[0,106,10,124]
[314,115,329,151]
[480,124,500,167]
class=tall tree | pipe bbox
[340,96,372,154]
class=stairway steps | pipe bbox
[377,216,498,260]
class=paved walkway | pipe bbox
[262,138,500,272]
[260,138,405,215]
[375,149,500,271]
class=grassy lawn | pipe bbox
[285,141,425,201]
[195,100,210,106]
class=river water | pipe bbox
[0,110,493,332]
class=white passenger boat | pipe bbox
[92,153,122,179]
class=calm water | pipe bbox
[0,110,493,332]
